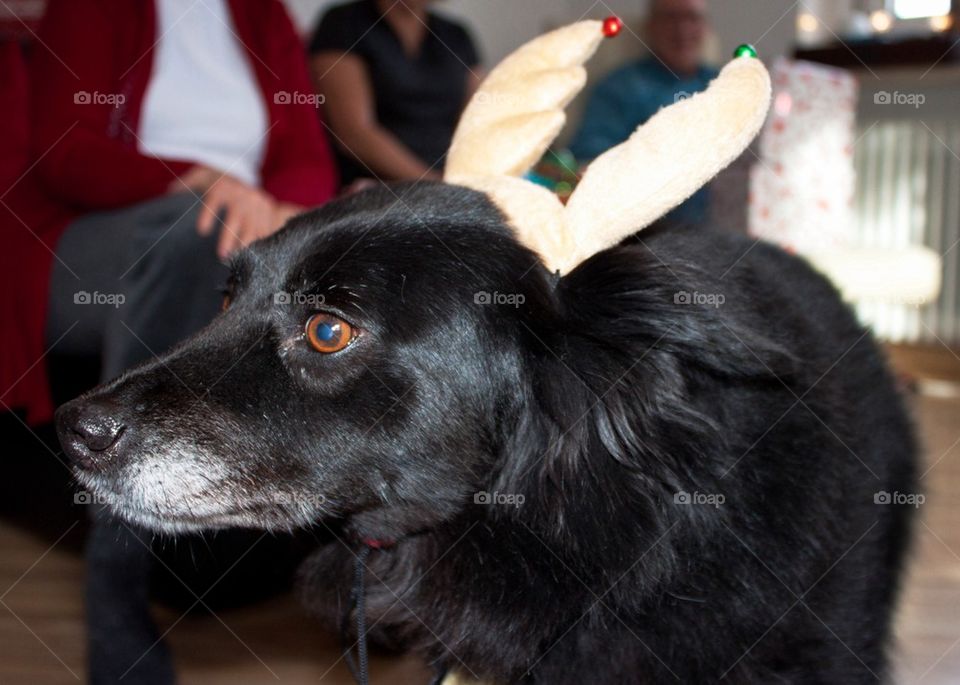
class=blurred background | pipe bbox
[1,0,959,683]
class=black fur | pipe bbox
[57,182,917,683]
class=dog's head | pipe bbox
[56,184,559,536]
[56,22,775,543]
[57,181,794,548]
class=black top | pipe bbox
[310,0,479,183]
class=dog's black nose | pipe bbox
[55,400,127,469]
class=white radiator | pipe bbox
[853,119,959,344]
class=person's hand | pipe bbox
[195,175,281,261]
[170,165,220,195]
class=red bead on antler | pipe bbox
[602,16,624,38]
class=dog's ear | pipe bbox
[491,246,795,558]
[559,245,799,378]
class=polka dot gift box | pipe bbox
[749,59,858,254]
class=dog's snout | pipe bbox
[56,400,127,469]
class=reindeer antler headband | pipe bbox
[444,19,772,275]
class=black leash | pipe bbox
[343,545,372,685]
[341,543,450,685]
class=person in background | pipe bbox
[1,0,336,682]
[310,0,482,185]
[570,0,717,224]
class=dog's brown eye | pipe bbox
[305,313,354,353]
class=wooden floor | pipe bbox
[1,344,958,684]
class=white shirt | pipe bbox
[139,0,268,186]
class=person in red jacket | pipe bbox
[1,0,337,425]
[1,1,337,682]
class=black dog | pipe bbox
[58,182,916,684]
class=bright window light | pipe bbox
[871,9,895,31]
[891,0,952,19]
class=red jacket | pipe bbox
[1,0,338,425]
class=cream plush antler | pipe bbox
[444,21,772,275]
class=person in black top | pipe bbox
[310,0,482,185]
